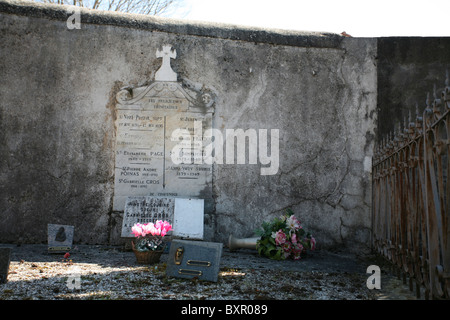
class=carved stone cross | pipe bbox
[155,45,177,82]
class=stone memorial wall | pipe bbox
[4,0,446,252]
[113,45,215,211]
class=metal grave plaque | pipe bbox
[166,239,222,282]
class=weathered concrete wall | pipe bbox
[212,39,377,249]
[377,37,450,140]
[0,0,377,251]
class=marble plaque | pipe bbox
[113,45,216,211]
[121,196,205,239]
[48,224,74,253]
[121,196,175,238]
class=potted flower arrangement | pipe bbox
[254,209,316,260]
[131,220,172,264]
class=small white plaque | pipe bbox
[173,198,204,239]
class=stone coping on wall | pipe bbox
[0,0,346,48]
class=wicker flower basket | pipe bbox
[131,241,165,264]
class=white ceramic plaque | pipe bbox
[172,198,204,239]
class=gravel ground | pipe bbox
[0,244,419,301]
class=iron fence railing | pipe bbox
[372,73,449,299]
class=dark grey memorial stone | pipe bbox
[166,239,222,282]
[0,247,11,284]
[48,224,74,253]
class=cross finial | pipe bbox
[155,45,177,82]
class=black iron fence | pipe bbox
[372,73,449,299]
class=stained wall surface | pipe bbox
[376,37,450,141]
[0,0,377,251]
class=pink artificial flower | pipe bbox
[292,243,304,260]
[291,233,298,244]
[131,224,143,237]
[282,242,292,259]
[163,221,172,231]
[154,220,163,231]
[160,221,172,237]
[141,223,152,237]
[282,242,291,251]
[133,221,172,238]
[275,229,286,246]
[149,223,159,236]
[64,252,70,259]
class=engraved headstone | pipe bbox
[113,44,216,211]
[166,239,222,282]
[0,247,11,284]
[48,224,74,253]
[121,196,175,238]
[121,196,204,240]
